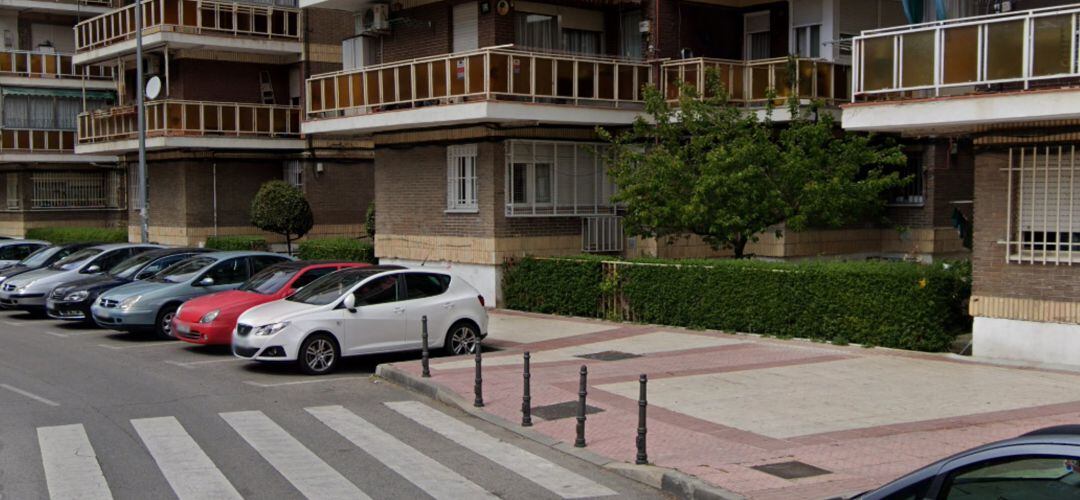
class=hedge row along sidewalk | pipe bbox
[503,256,971,352]
[26,227,127,244]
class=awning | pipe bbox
[1,87,116,100]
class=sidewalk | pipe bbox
[380,310,1080,499]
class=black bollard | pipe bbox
[521,351,532,427]
[420,315,431,378]
[575,365,587,447]
[473,345,484,407]
[636,374,648,465]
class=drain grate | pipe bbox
[751,461,831,480]
[531,401,604,420]
[575,350,642,361]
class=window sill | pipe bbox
[445,208,479,214]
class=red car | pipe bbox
[173,261,368,345]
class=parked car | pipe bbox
[850,425,1080,499]
[0,240,49,268]
[46,248,213,323]
[92,251,293,337]
[0,243,161,313]
[0,243,97,284]
[173,261,369,346]
[233,267,487,375]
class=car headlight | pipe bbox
[119,295,142,310]
[253,321,289,336]
[64,291,89,302]
[199,309,220,324]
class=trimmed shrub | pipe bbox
[297,238,375,263]
[26,227,127,244]
[205,235,268,251]
[502,256,607,318]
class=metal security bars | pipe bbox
[306,46,651,119]
[30,171,125,209]
[582,216,624,253]
[74,0,302,52]
[447,144,478,212]
[0,129,76,153]
[852,4,1080,102]
[1004,146,1080,265]
[661,57,850,105]
[77,100,301,144]
[0,50,113,80]
[504,140,619,217]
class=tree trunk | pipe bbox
[732,235,748,259]
[285,234,292,256]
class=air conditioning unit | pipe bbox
[356,4,390,35]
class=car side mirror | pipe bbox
[197,276,214,287]
[84,265,101,273]
[342,294,357,313]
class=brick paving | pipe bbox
[387,310,1080,499]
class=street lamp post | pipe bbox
[135,0,149,243]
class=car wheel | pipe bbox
[154,305,178,339]
[298,334,339,375]
[444,321,480,356]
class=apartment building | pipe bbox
[70,0,373,245]
[0,0,125,235]
[843,0,1080,366]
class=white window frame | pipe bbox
[6,173,18,210]
[793,24,821,58]
[504,139,619,217]
[284,161,303,190]
[447,144,479,213]
[1003,145,1080,265]
[744,11,771,60]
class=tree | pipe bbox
[599,67,908,258]
[365,201,376,239]
[250,180,314,255]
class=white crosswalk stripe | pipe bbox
[219,410,371,500]
[307,405,498,500]
[131,416,243,500]
[37,424,113,500]
[386,400,618,499]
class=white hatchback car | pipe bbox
[233,266,488,374]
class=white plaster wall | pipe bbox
[379,258,501,308]
[31,23,75,53]
[974,316,1080,368]
[0,13,17,50]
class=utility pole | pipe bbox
[135,0,148,243]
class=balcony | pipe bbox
[0,49,115,89]
[846,4,1080,131]
[75,99,304,154]
[0,129,116,163]
[2,0,117,16]
[661,57,850,108]
[303,46,652,135]
[73,0,303,65]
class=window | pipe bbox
[515,12,558,50]
[6,173,18,210]
[794,25,821,58]
[134,254,191,280]
[620,11,643,58]
[404,273,450,300]
[251,255,289,274]
[447,144,478,212]
[1005,146,1080,264]
[838,33,855,57]
[942,455,1080,499]
[354,275,399,306]
[204,258,249,285]
[745,11,771,60]
[1,95,109,130]
[89,248,138,272]
[563,28,602,55]
[31,171,125,209]
[886,153,926,206]
[0,244,38,260]
[284,161,303,190]
[292,267,337,289]
[505,140,619,216]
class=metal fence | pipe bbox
[30,171,125,209]
[0,49,113,80]
[660,56,850,105]
[582,216,624,253]
[77,99,301,143]
[0,129,76,153]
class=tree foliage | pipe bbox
[250,180,314,254]
[599,65,908,257]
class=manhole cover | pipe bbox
[575,350,642,361]
[531,401,604,420]
[751,461,831,480]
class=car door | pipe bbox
[400,272,453,350]
[343,273,405,355]
[929,446,1080,499]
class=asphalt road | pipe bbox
[0,309,665,500]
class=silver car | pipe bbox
[0,243,161,312]
[0,240,50,268]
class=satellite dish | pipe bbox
[145,76,162,100]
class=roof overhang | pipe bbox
[73,32,303,66]
[74,137,306,155]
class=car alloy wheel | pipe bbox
[448,324,479,355]
[304,338,336,373]
[160,312,175,336]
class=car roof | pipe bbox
[89,243,163,251]
[284,261,370,270]
[57,242,98,250]
[134,247,213,259]
[0,239,48,246]
[200,251,290,259]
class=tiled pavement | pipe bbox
[386,310,1080,499]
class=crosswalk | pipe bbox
[33,401,618,500]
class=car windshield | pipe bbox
[148,257,216,283]
[19,246,58,267]
[108,252,160,279]
[50,248,103,270]
[287,269,383,305]
[241,267,298,295]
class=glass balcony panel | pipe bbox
[184,104,200,132]
[773,63,791,98]
[664,65,680,99]
[449,58,466,96]
[379,68,395,103]
[431,60,448,97]
[237,11,252,31]
[815,62,833,99]
[512,55,532,95]
[730,65,744,100]
[221,107,236,131]
[835,65,850,100]
[750,65,769,100]
[798,60,813,98]
[598,63,614,100]
[256,108,270,133]
[414,64,430,100]
[684,65,700,96]
[862,36,895,91]
[204,106,220,131]
[556,60,573,97]
[309,81,322,112]
[396,66,411,102]
[489,53,509,94]
[200,6,217,28]
[943,26,979,84]
[617,64,634,100]
[900,30,935,87]
[467,55,484,94]
[637,67,649,98]
[239,107,253,131]
[335,74,349,109]
[271,10,286,34]
[164,0,180,24]
[986,20,1024,80]
[62,131,74,150]
[1033,15,1073,77]
[577,62,595,99]
[17,132,29,149]
[253,12,269,34]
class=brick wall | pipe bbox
[380,2,452,63]
[166,60,292,105]
[302,160,374,226]
[306,7,354,46]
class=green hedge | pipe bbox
[296,238,375,263]
[503,257,971,352]
[26,227,127,244]
[205,236,268,251]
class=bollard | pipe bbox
[420,315,431,378]
[636,374,648,465]
[473,345,484,407]
[521,351,532,427]
[575,365,588,448]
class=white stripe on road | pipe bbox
[164,358,244,369]
[37,424,113,500]
[242,377,362,388]
[1,383,59,406]
[3,320,28,326]
[220,410,369,500]
[131,417,242,500]
[96,342,175,351]
[307,405,497,500]
[386,401,617,499]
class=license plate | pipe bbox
[176,322,190,334]
[234,336,250,348]
[97,309,110,318]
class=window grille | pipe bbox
[1004,146,1080,264]
[447,144,478,212]
[30,171,125,209]
[284,161,303,190]
[504,140,619,217]
[887,153,926,206]
[582,216,624,253]
[6,173,18,210]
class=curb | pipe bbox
[375,363,745,500]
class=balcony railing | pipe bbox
[0,49,113,80]
[661,57,850,106]
[0,129,76,153]
[853,4,1080,101]
[74,0,302,53]
[77,100,300,144]
[306,46,652,119]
